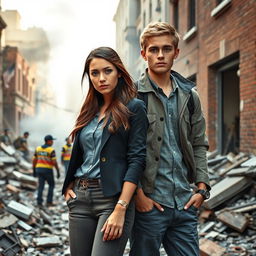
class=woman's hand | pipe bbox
[64,181,76,201]
[101,204,126,241]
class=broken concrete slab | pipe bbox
[0,152,17,164]
[17,220,33,231]
[18,158,32,170]
[6,200,33,220]
[217,210,249,233]
[12,171,37,186]
[39,210,52,225]
[203,176,252,209]
[226,167,250,176]
[199,238,226,256]
[241,156,256,167]
[33,236,61,247]
[0,142,16,156]
[0,212,18,228]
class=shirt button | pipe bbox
[157,137,162,141]
[160,117,164,121]
[155,157,159,161]
[101,157,106,162]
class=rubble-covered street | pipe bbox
[0,143,256,256]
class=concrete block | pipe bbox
[34,236,61,247]
[17,220,33,231]
[12,171,37,186]
[6,200,33,220]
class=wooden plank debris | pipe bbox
[199,238,226,256]
[217,210,249,233]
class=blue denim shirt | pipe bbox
[74,115,103,178]
[147,75,192,210]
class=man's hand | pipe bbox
[184,193,204,210]
[135,188,164,212]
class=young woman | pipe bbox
[62,47,148,256]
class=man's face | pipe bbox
[141,35,179,75]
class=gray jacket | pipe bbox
[137,70,210,193]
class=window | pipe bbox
[136,0,141,19]
[149,0,152,21]
[143,11,146,28]
[173,1,179,30]
[155,0,161,12]
[188,0,196,30]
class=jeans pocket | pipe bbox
[66,196,76,205]
[136,206,155,215]
[189,205,199,213]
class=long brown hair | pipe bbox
[71,47,137,139]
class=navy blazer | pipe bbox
[62,98,148,197]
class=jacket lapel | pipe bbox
[100,119,111,151]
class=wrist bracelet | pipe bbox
[117,199,128,208]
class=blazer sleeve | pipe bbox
[123,98,148,184]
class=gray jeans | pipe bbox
[67,181,134,256]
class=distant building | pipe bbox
[114,0,170,79]
[2,46,36,134]
[1,9,51,134]
[114,0,256,155]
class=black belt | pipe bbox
[76,178,101,189]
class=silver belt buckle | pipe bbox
[80,179,88,189]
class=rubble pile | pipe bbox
[199,152,256,256]
[0,143,69,256]
[0,142,256,256]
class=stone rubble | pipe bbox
[0,144,255,255]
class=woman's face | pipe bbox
[89,57,119,97]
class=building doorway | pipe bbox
[218,62,240,154]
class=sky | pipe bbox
[2,0,120,155]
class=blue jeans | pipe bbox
[130,205,199,256]
[67,181,135,256]
[37,171,55,205]
[63,160,70,175]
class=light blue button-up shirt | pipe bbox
[74,115,103,178]
[147,75,192,210]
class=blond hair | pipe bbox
[140,22,180,50]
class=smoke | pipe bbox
[20,103,78,160]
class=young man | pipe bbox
[33,135,60,207]
[130,22,210,256]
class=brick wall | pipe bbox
[173,0,256,153]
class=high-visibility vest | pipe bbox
[62,144,72,161]
[34,146,56,169]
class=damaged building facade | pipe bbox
[114,0,256,155]
[0,10,50,137]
